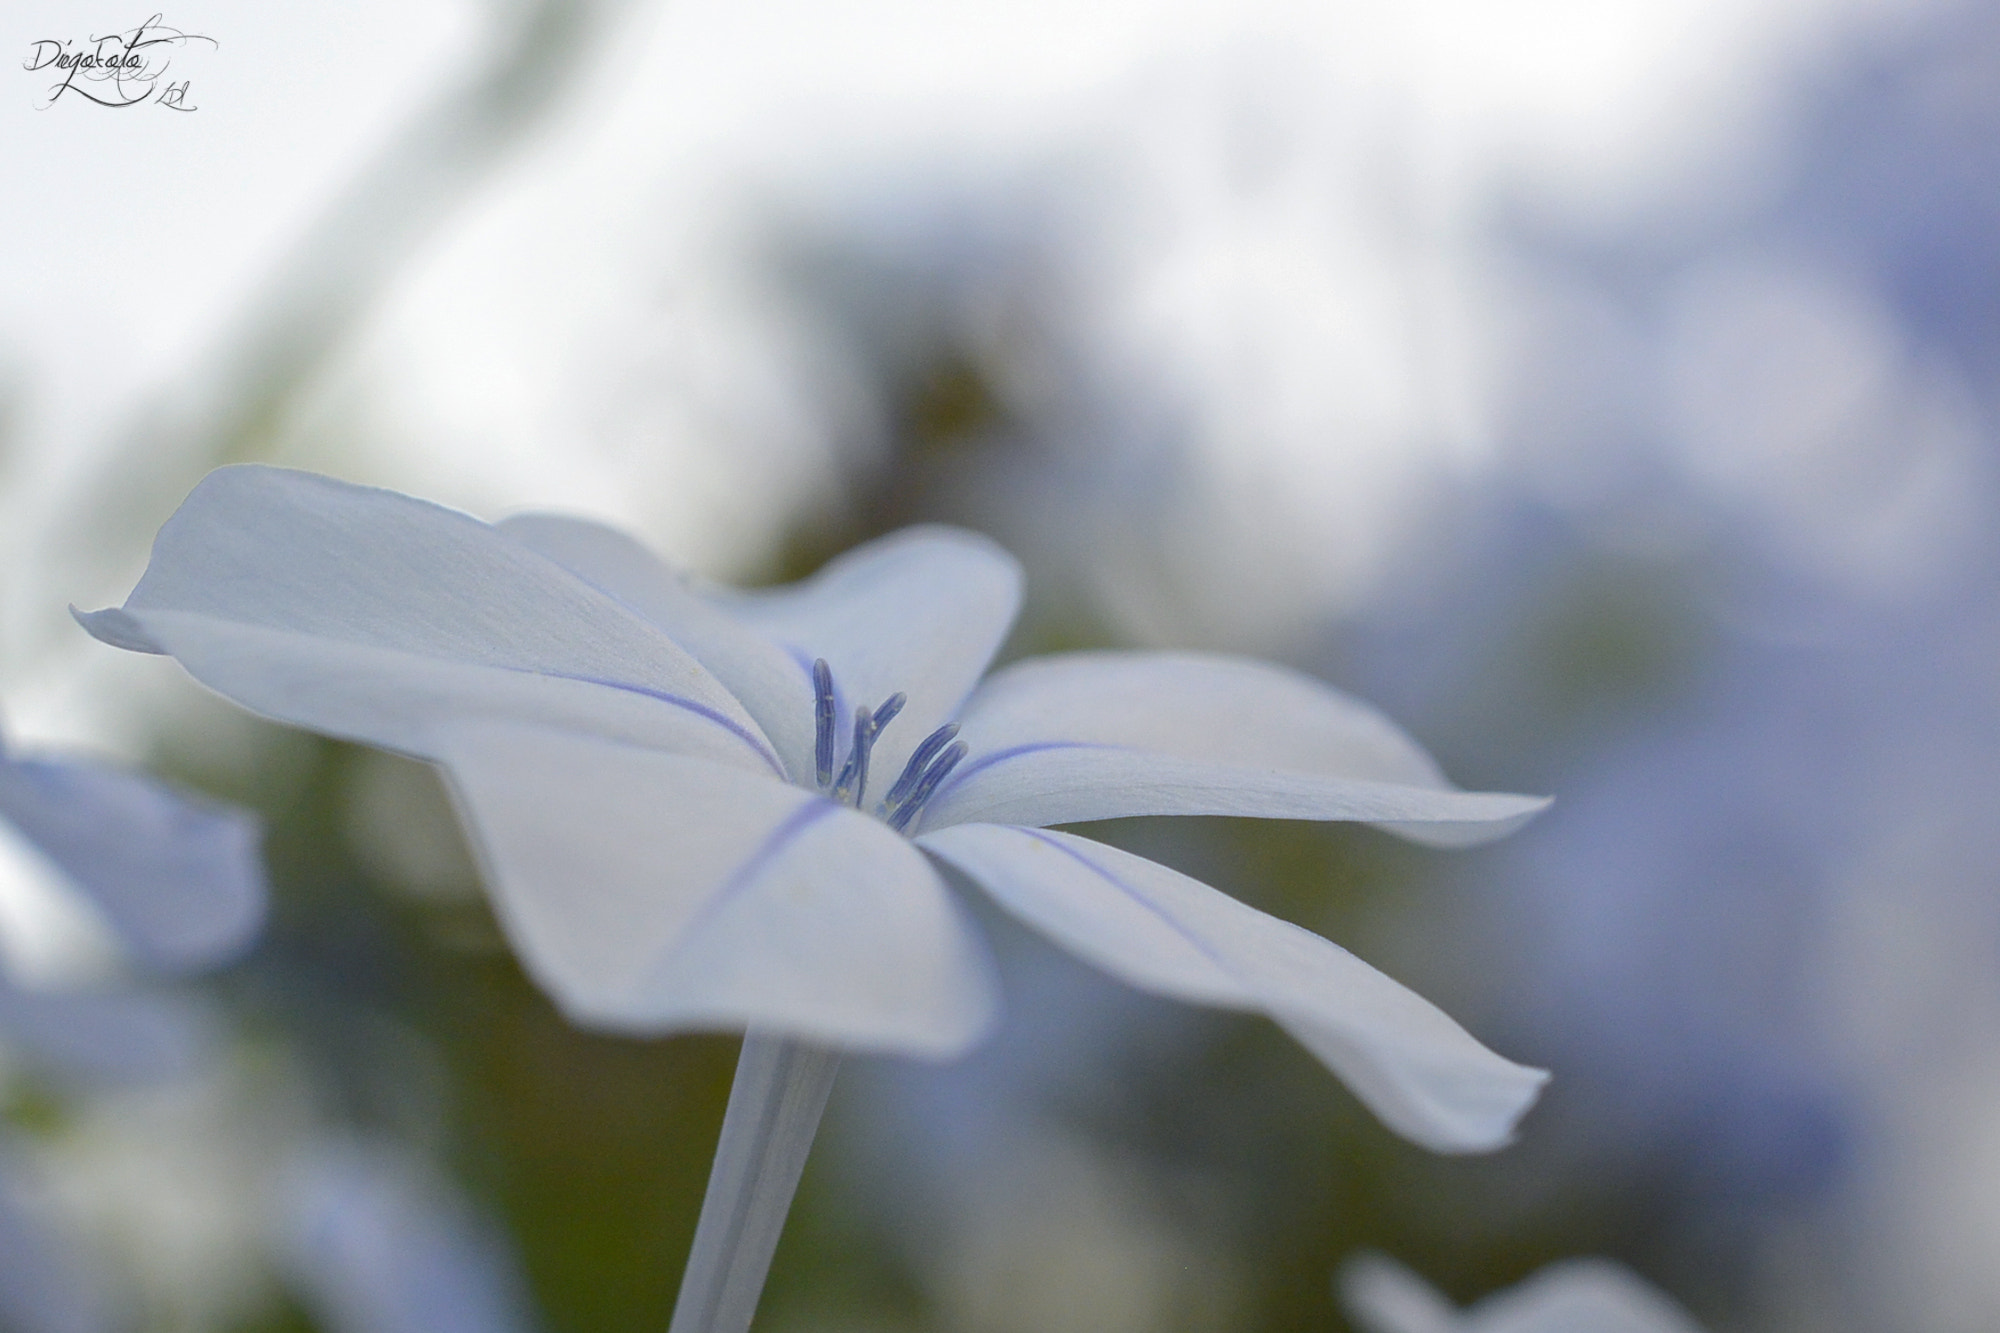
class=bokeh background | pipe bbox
[5,0,1999,1328]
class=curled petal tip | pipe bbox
[1376,793,1554,849]
[71,605,166,654]
[1423,1061,1549,1155]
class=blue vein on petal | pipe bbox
[535,669,786,778]
[924,740,1120,811]
[489,539,790,777]
[1007,827,1245,994]
[930,743,1540,828]
[642,797,840,990]
[997,829,1541,1138]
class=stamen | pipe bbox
[812,660,836,790]
[830,704,874,805]
[829,693,906,806]
[871,692,907,733]
[882,723,959,810]
[805,667,935,820]
[886,739,969,833]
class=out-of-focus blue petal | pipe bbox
[1339,1252,1707,1333]
[0,1147,115,1333]
[278,1141,537,1333]
[0,984,218,1087]
[0,754,265,975]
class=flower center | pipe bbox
[812,658,967,832]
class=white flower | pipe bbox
[1338,1253,1708,1333]
[80,466,1549,1151]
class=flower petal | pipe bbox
[1339,1253,1709,1333]
[701,526,1023,791]
[0,755,264,973]
[921,653,1548,845]
[0,1149,114,1333]
[75,466,782,778]
[109,613,784,780]
[1336,1253,1457,1333]
[0,983,218,1087]
[917,824,1545,1152]
[495,513,817,780]
[433,721,998,1058]
[279,1140,535,1333]
[1464,1260,1707,1333]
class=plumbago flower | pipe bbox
[80,464,1547,1139]
[1338,1253,1708,1333]
[80,466,1549,1330]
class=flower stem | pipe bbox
[668,1033,841,1333]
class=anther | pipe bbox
[830,704,874,805]
[886,739,969,833]
[882,723,959,810]
[830,692,904,806]
[812,659,836,789]
[871,692,907,733]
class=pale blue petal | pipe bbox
[280,1140,536,1333]
[75,466,781,778]
[0,755,263,973]
[1339,1253,1709,1333]
[434,722,998,1058]
[69,607,160,654]
[921,653,1549,845]
[0,983,217,1086]
[496,513,816,781]
[105,613,782,778]
[1337,1254,1457,1333]
[920,747,1547,843]
[917,824,1546,1152]
[0,1149,113,1333]
[701,526,1023,792]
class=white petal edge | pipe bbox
[1339,1253,1710,1333]
[435,721,998,1059]
[0,755,264,973]
[77,465,778,772]
[496,513,818,781]
[699,525,1023,788]
[926,653,1548,846]
[917,824,1546,1152]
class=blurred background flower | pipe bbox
[1339,1252,1709,1333]
[7,0,2000,1328]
